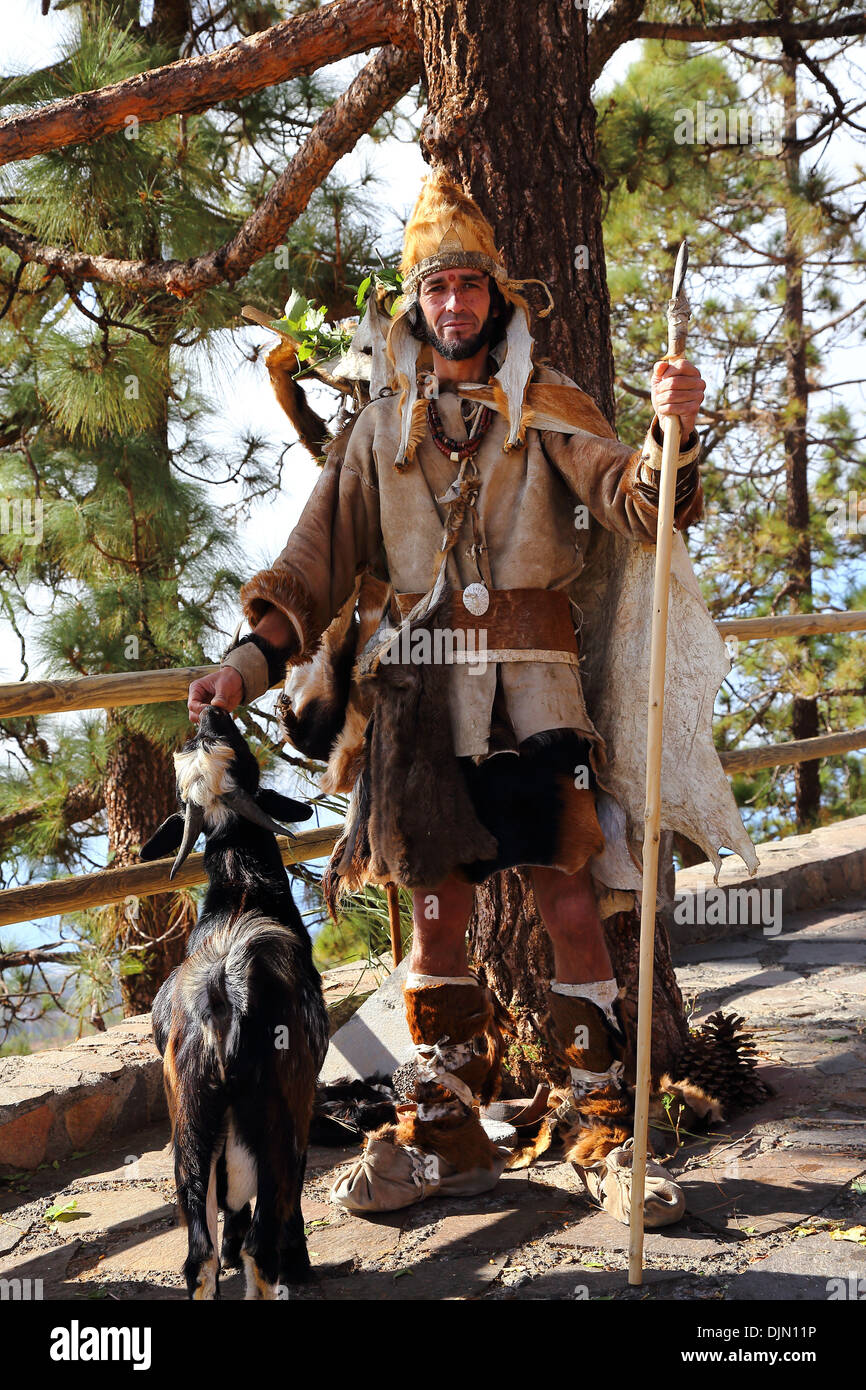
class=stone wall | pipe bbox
[0,1015,164,1173]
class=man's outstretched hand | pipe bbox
[188,666,244,724]
[650,358,705,439]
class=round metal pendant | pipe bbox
[462,582,490,616]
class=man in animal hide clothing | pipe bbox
[189,172,756,1227]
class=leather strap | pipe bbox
[395,586,579,655]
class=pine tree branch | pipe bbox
[632,14,866,44]
[0,948,76,971]
[0,0,416,168]
[588,0,648,86]
[0,43,421,298]
[0,781,105,852]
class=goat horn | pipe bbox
[169,802,204,880]
[224,790,296,840]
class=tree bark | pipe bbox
[0,0,414,168]
[412,0,688,1085]
[103,714,191,1015]
[781,36,820,827]
[408,0,614,417]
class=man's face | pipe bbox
[417,268,496,360]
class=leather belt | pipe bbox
[395,587,579,657]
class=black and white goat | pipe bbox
[140,705,329,1300]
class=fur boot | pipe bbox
[547,981,686,1229]
[331,976,508,1214]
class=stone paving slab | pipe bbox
[307,1211,402,1269]
[70,1145,173,1187]
[0,1240,81,1295]
[316,1250,509,1300]
[91,1225,187,1280]
[683,1144,866,1234]
[733,1231,866,1301]
[0,1216,29,1255]
[46,1187,173,1237]
[549,1208,731,1260]
[415,1185,568,1258]
[512,1262,678,1299]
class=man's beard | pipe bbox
[419,305,499,360]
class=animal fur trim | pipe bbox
[459,380,617,440]
[386,307,423,470]
[399,171,507,286]
[405,395,429,464]
[546,991,622,1074]
[561,1090,634,1168]
[240,566,320,664]
[653,1073,725,1129]
[393,1089,503,1172]
[404,982,503,1107]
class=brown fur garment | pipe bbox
[562,1093,634,1167]
[544,991,623,1073]
[651,1073,725,1133]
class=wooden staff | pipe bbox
[628,240,691,1286]
[386,881,404,967]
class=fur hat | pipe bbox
[385,169,553,469]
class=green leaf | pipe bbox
[44,1197,79,1223]
[283,288,309,323]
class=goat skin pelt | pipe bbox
[324,593,498,897]
[572,527,758,885]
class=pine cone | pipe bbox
[674,1011,771,1114]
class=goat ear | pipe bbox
[256,789,314,824]
[139,813,186,862]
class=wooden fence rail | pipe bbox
[0,824,342,930]
[717,727,866,775]
[715,610,866,641]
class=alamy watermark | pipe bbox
[826,491,866,537]
[0,1277,43,1300]
[1,496,43,545]
[827,1273,866,1299]
[673,881,783,936]
[378,622,489,674]
[674,101,782,151]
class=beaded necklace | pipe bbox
[427,397,493,463]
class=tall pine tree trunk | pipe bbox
[104,715,190,1014]
[409,0,615,419]
[409,0,689,1083]
[781,40,819,827]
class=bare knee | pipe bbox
[531,864,598,941]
